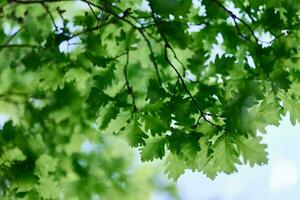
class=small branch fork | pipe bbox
[147,1,220,128]
[212,0,285,45]
[41,3,59,32]
[0,44,39,49]
[212,0,260,43]
[211,0,289,92]
[9,0,163,87]
[81,0,163,87]
[162,44,219,128]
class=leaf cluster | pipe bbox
[0,1,300,196]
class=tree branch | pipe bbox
[0,44,39,49]
[41,2,59,32]
[123,50,138,112]
[212,0,287,46]
[212,0,259,43]
[11,0,163,86]
[81,0,163,87]
[147,1,220,128]
[11,0,220,126]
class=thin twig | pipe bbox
[123,50,138,112]
[87,1,98,20]
[69,19,111,39]
[212,0,259,43]
[11,0,163,86]
[0,44,39,49]
[4,29,22,44]
[148,1,220,128]
[41,3,59,32]
[138,30,163,86]
[81,0,163,87]
[232,17,249,41]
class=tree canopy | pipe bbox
[1,0,300,199]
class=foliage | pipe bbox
[0,0,300,198]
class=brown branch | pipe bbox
[212,0,285,58]
[11,0,65,4]
[87,1,98,20]
[0,44,39,49]
[123,50,138,112]
[138,30,162,86]
[163,45,220,128]
[10,0,163,86]
[0,91,29,106]
[10,0,223,127]
[69,19,112,40]
[80,1,163,87]
[41,3,59,32]
[168,46,186,76]
[212,0,287,46]
[232,16,249,41]
[212,0,259,43]
[147,1,220,128]
[4,29,22,44]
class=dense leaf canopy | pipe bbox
[1,0,300,198]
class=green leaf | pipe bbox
[165,154,185,181]
[2,0,300,190]
[149,0,192,17]
[213,56,236,76]
[143,114,169,136]
[35,154,58,176]
[278,91,300,125]
[126,118,149,147]
[0,147,26,167]
[98,103,120,130]
[146,79,166,104]
[12,173,36,193]
[36,176,59,199]
[65,68,89,91]
[140,137,166,162]
[85,87,111,117]
[233,136,268,167]
[211,135,241,175]
[239,94,281,134]
[168,97,196,127]
[157,21,190,49]
[270,66,291,91]
[86,53,114,68]
[38,67,65,91]
[195,139,217,179]
[92,64,116,90]
[21,51,41,70]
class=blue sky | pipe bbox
[176,116,300,200]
